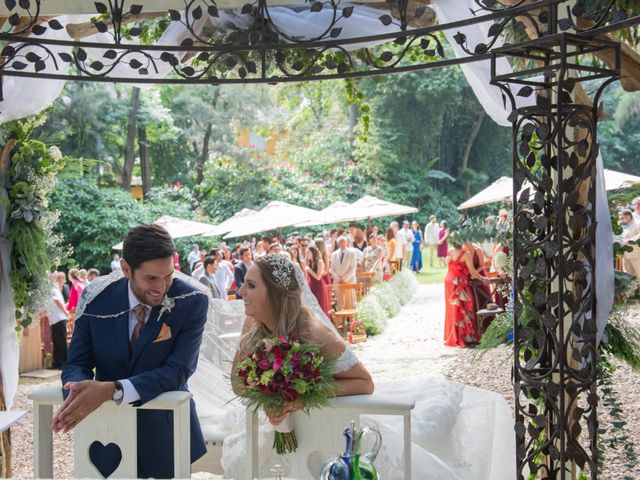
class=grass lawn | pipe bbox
[413,249,447,284]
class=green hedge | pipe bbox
[356,270,418,336]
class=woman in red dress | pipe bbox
[305,244,330,315]
[444,238,488,347]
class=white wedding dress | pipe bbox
[203,343,515,480]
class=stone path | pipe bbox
[355,283,460,382]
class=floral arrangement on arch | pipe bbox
[3,121,70,329]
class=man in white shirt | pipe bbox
[424,215,439,268]
[48,273,69,368]
[212,248,234,298]
[330,236,358,309]
[399,220,415,269]
[187,244,201,272]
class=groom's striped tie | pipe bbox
[130,304,148,352]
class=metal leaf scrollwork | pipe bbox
[492,31,621,480]
[0,0,633,84]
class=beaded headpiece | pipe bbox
[264,253,294,289]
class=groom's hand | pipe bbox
[52,380,115,433]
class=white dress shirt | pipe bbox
[215,262,234,298]
[117,282,151,405]
[48,287,68,325]
[425,222,439,244]
[399,227,415,252]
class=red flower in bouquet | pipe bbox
[233,334,336,454]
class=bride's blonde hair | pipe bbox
[239,254,313,354]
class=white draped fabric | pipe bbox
[0,177,19,409]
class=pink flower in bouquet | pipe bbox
[272,357,284,371]
[258,358,270,370]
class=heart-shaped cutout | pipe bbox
[88,441,122,478]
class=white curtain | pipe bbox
[0,178,19,410]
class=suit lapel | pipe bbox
[129,306,163,373]
[111,279,132,369]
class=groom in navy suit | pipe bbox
[53,224,208,478]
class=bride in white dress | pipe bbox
[197,254,515,480]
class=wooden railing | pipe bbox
[29,387,191,479]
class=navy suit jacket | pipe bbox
[233,262,248,299]
[62,277,208,478]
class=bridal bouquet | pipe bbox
[233,334,336,454]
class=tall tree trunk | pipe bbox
[461,111,484,197]
[196,123,212,187]
[138,124,151,198]
[195,89,221,188]
[121,87,140,190]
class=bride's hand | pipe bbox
[267,400,302,425]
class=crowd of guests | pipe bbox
[180,218,448,318]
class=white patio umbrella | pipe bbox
[223,201,319,238]
[202,208,258,237]
[603,168,640,190]
[349,195,418,219]
[111,215,219,249]
[296,201,353,227]
[457,176,514,210]
[458,169,640,210]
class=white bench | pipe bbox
[247,394,415,480]
[29,387,191,479]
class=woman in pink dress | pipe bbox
[437,220,449,267]
[305,245,330,315]
[65,268,86,313]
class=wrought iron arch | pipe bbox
[1,1,639,478]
